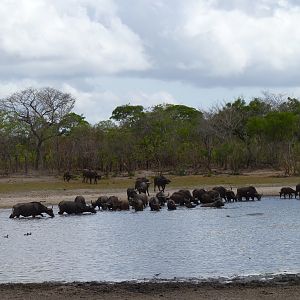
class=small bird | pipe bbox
[24,232,32,236]
[3,234,8,238]
[154,273,161,277]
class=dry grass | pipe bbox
[0,173,299,194]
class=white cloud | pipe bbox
[2,0,300,123]
[179,0,300,76]
[0,0,150,78]
[63,84,177,123]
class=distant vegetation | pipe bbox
[1,88,300,176]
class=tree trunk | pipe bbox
[35,140,43,170]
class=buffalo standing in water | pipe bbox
[91,196,109,210]
[10,202,54,218]
[135,177,150,196]
[296,184,300,198]
[58,201,96,215]
[279,187,297,199]
[149,197,160,211]
[236,186,262,201]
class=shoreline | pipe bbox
[0,185,294,209]
[1,274,300,299]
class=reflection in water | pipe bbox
[0,197,299,283]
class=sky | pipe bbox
[1,0,300,123]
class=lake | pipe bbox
[0,197,299,283]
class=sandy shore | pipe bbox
[1,278,300,300]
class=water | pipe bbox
[0,197,299,283]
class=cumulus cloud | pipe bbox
[63,84,177,123]
[117,0,300,86]
[0,0,150,78]
[1,0,300,122]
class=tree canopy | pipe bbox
[1,89,300,175]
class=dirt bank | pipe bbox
[1,279,300,300]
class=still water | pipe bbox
[0,197,299,283]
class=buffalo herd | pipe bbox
[8,175,300,218]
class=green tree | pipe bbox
[0,87,75,170]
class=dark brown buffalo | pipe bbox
[225,190,237,202]
[106,196,129,211]
[167,199,177,210]
[236,186,261,201]
[82,169,101,184]
[74,195,86,208]
[178,189,198,205]
[63,171,72,182]
[212,186,226,201]
[135,177,150,196]
[296,184,300,198]
[131,193,148,208]
[199,190,220,204]
[149,197,160,211]
[91,196,109,210]
[170,191,188,206]
[127,188,137,201]
[156,191,169,206]
[154,175,171,192]
[279,187,297,199]
[131,198,144,211]
[10,202,54,218]
[58,201,96,215]
[192,189,206,201]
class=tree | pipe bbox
[110,104,144,126]
[0,87,75,170]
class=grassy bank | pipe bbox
[0,174,299,194]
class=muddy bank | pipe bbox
[1,275,300,300]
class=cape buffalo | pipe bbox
[63,171,72,182]
[135,177,150,195]
[106,196,129,211]
[154,175,171,192]
[296,184,300,198]
[132,193,148,208]
[58,201,96,215]
[236,186,261,201]
[167,199,176,210]
[74,195,86,208]
[279,187,297,199]
[212,186,227,201]
[131,198,144,211]
[149,197,160,211]
[225,190,237,202]
[10,202,54,218]
[178,189,198,205]
[91,196,109,210]
[82,169,101,184]
[156,191,169,206]
[170,191,190,206]
[198,190,220,204]
[192,189,206,201]
[127,188,137,201]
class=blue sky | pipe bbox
[1,0,300,123]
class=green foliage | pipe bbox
[1,88,300,175]
[247,112,299,141]
[110,104,144,125]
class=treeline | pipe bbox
[0,88,300,176]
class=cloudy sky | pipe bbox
[1,0,300,123]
